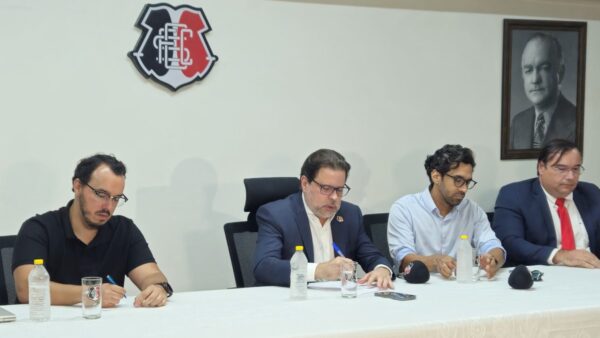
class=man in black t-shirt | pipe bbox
[12,154,172,307]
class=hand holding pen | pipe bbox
[334,242,393,289]
[102,275,127,308]
[314,242,354,281]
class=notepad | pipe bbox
[0,307,16,323]
[308,281,385,296]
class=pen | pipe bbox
[333,242,345,257]
[106,274,126,298]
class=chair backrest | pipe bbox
[224,221,258,288]
[224,177,300,288]
[363,213,394,267]
[486,212,494,224]
[243,177,300,224]
[0,235,17,305]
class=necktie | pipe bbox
[533,113,545,148]
[555,198,575,250]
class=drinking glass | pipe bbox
[82,277,102,319]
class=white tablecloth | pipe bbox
[1,265,600,337]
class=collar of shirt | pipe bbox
[540,185,573,206]
[62,200,77,240]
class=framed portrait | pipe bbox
[500,19,586,160]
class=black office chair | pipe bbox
[486,212,494,224]
[0,235,17,305]
[224,177,300,288]
[363,213,394,268]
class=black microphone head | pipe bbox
[508,265,534,289]
[402,260,430,284]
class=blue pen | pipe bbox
[333,242,345,257]
[106,275,126,298]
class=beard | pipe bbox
[441,190,465,207]
[78,195,111,229]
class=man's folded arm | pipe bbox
[13,264,81,305]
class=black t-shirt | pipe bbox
[12,200,155,287]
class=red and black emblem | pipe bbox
[129,3,218,91]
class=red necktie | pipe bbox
[555,198,575,250]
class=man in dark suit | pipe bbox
[510,33,576,149]
[493,139,600,268]
[253,149,393,287]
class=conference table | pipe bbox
[1,265,600,337]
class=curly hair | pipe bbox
[424,145,475,187]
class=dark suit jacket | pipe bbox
[492,178,600,266]
[253,192,392,286]
[510,94,576,149]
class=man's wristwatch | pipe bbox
[155,282,173,297]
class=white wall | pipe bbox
[0,0,598,291]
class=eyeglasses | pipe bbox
[84,182,128,206]
[445,174,477,190]
[312,180,351,197]
[549,164,584,176]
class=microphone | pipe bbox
[508,265,534,289]
[402,260,430,284]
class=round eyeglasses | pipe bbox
[445,174,477,190]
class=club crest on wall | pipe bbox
[129,3,218,91]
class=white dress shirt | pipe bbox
[301,194,391,281]
[302,194,335,281]
[541,186,590,264]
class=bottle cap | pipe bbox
[33,259,44,265]
[460,234,468,240]
[295,245,304,251]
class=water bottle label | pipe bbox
[29,285,50,319]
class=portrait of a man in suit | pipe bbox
[501,20,586,160]
[510,33,576,150]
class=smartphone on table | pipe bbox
[374,291,416,301]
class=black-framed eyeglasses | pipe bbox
[84,182,128,206]
[312,180,351,197]
[445,174,477,190]
[549,164,585,176]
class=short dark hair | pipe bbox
[537,139,579,172]
[300,149,350,182]
[424,145,475,186]
[72,154,127,185]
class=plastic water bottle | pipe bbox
[290,245,308,300]
[456,235,473,283]
[28,259,51,321]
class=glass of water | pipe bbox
[341,261,357,298]
[82,277,102,319]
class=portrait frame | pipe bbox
[500,19,586,160]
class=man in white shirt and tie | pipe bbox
[493,139,600,267]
